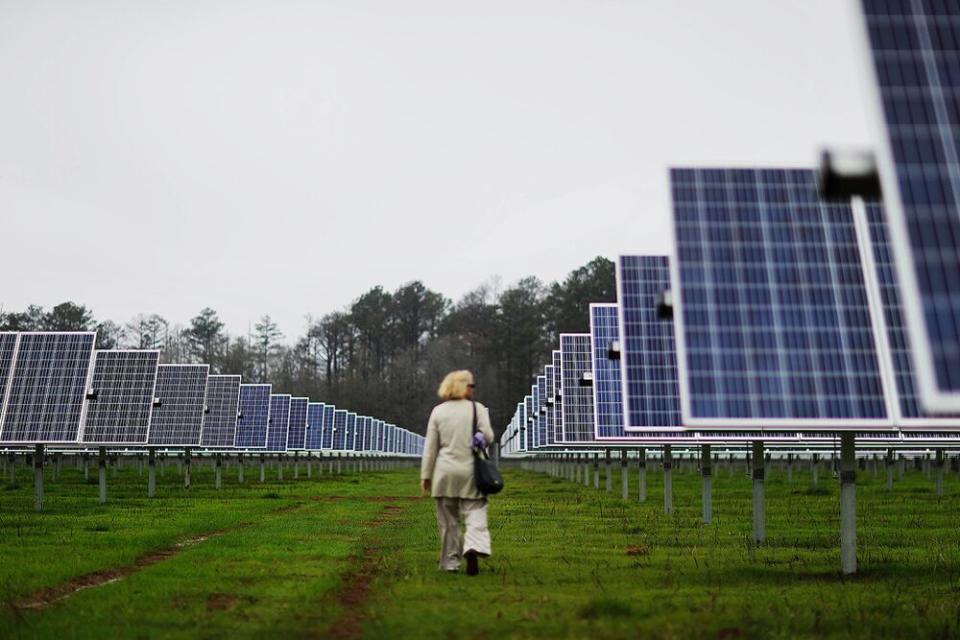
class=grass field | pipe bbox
[1,457,959,639]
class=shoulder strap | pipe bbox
[471,400,478,434]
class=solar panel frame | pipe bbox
[147,364,209,447]
[551,350,563,442]
[332,409,348,450]
[200,375,242,448]
[671,167,896,429]
[235,383,272,448]
[559,333,596,443]
[857,0,960,412]
[544,365,556,446]
[81,349,160,445]
[0,332,96,444]
[264,394,291,452]
[287,396,309,450]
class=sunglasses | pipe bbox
[468,384,476,388]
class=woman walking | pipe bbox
[420,370,495,575]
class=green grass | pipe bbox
[1,458,959,638]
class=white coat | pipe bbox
[420,399,495,499]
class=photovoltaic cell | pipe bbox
[0,332,95,443]
[617,255,684,430]
[148,365,209,446]
[306,402,325,450]
[201,375,241,448]
[860,0,960,411]
[82,350,160,445]
[236,384,271,448]
[559,333,595,442]
[590,304,627,438]
[672,167,891,427]
[287,397,309,450]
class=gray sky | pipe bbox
[0,0,875,339]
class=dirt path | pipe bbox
[322,503,410,640]
[12,503,302,611]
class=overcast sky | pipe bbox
[0,0,876,339]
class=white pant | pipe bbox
[435,497,491,570]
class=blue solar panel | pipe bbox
[0,333,18,419]
[860,0,960,411]
[287,397,309,450]
[551,350,563,442]
[672,167,892,427]
[201,375,241,448]
[544,365,556,446]
[864,201,960,427]
[559,333,595,442]
[616,255,684,430]
[321,405,335,449]
[265,394,291,452]
[332,410,347,449]
[148,365,209,446]
[535,375,546,449]
[82,350,159,445]
[346,412,357,450]
[523,394,533,449]
[387,423,397,452]
[0,332,95,443]
[356,416,370,451]
[236,384,271,448]
[306,402,325,450]
[590,304,627,439]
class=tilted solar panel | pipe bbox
[236,384,271,448]
[265,394,291,452]
[0,333,19,419]
[672,167,892,428]
[305,402,325,450]
[0,332,96,443]
[617,255,684,431]
[148,364,209,446]
[544,365,556,446]
[321,405,335,449]
[82,350,160,445]
[590,303,627,439]
[559,333,595,442]
[552,350,563,442]
[201,375,241,448]
[859,0,960,411]
[286,397,308,451]
[332,410,347,450]
[535,376,547,449]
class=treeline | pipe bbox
[0,257,615,436]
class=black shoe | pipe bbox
[465,551,479,576]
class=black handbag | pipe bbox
[471,401,504,495]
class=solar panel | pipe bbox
[81,350,160,445]
[0,332,18,419]
[859,0,960,411]
[236,384,271,448]
[355,416,369,451]
[616,255,684,431]
[864,201,960,428]
[287,396,309,450]
[321,405,336,449]
[332,410,347,449]
[0,332,96,443]
[590,303,628,438]
[672,167,892,428]
[559,333,595,442]
[305,402,325,449]
[551,350,563,442]
[200,375,241,448]
[264,394,291,452]
[535,375,547,449]
[148,364,209,446]
[345,412,357,450]
[544,365,556,446]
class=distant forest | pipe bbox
[0,257,615,437]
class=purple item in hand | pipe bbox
[472,431,487,450]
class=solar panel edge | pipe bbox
[855,0,960,413]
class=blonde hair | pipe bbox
[437,370,474,401]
